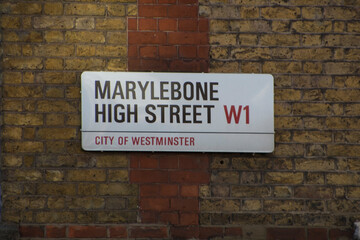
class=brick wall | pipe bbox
[1,0,360,239]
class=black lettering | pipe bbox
[138,81,149,99]
[126,81,136,99]
[196,82,207,100]
[157,104,168,123]
[160,82,169,100]
[114,104,125,123]
[170,105,180,123]
[210,82,219,101]
[145,104,156,123]
[127,104,138,123]
[171,82,181,100]
[204,105,215,123]
[151,81,159,100]
[182,105,191,123]
[95,104,106,122]
[112,81,124,99]
[95,81,110,99]
[193,105,202,123]
[183,82,194,100]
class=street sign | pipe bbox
[81,72,274,152]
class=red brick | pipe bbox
[171,226,199,239]
[128,59,142,71]
[169,59,209,72]
[179,19,198,31]
[168,5,198,18]
[130,170,168,183]
[329,229,352,240]
[20,225,44,238]
[168,32,208,45]
[133,59,169,71]
[140,184,159,196]
[198,46,209,58]
[159,184,179,196]
[138,5,168,17]
[159,155,179,168]
[179,46,197,58]
[159,0,177,4]
[200,227,223,239]
[68,226,107,238]
[171,198,199,211]
[139,18,157,31]
[139,45,158,58]
[139,155,159,168]
[109,226,127,238]
[180,213,198,225]
[159,19,177,31]
[46,225,66,238]
[140,211,158,223]
[128,32,167,44]
[128,18,137,30]
[267,228,305,240]
[181,185,198,197]
[130,227,168,238]
[179,0,198,4]
[308,228,327,240]
[179,155,209,169]
[170,170,209,183]
[225,227,243,236]
[141,197,170,211]
[128,45,138,58]
[159,212,179,224]
[199,18,209,32]
[139,0,156,3]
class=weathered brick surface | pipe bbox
[1,0,359,239]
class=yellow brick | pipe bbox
[33,16,75,29]
[293,131,332,143]
[238,34,258,45]
[295,159,335,171]
[240,7,259,18]
[2,126,22,140]
[274,89,301,101]
[35,211,75,223]
[325,89,360,102]
[327,173,360,185]
[1,16,21,29]
[37,72,76,84]
[334,76,360,88]
[333,21,345,32]
[66,114,81,125]
[107,32,127,44]
[4,113,43,126]
[44,3,63,15]
[306,173,325,184]
[264,200,304,212]
[3,155,22,167]
[231,47,271,60]
[38,128,77,140]
[302,35,322,46]
[271,21,290,32]
[34,44,75,57]
[264,172,303,184]
[263,61,301,74]
[292,21,332,33]
[96,46,127,57]
[210,61,238,73]
[7,169,42,181]
[3,100,22,111]
[304,62,322,74]
[77,45,96,56]
[98,183,138,196]
[261,7,300,19]
[107,4,126,16]
[348,22,360,33]
[75,17,95,29]
[292,103,331,115]
[324,7,358,20]
[2,72,22,84]
[3,43,21,56]
[302,89,323,101]
[96,18,126,30]
[38,183,76,196]
[302,7,322,19]
[211,47,229,60]
[45,58,64,70]
[292,48,332,60]
[5,141,43,153]
[23,128,36,140]
[210,20,229,32]
[260,34,300,46]
[37,100,78,113]
[241,62,261,73]
[68,197,105,209]
[4,85,42,98]
[324,35,360,46]
[46,170,64,182]
[78,183,97,196]
[64,58,106,70]
[3,57,43,70]
[230,20,271,32]
[294,186,332,198]
[65,31,105,43]
[67,169,106,181]
[109,170,129,182]
[65,3,105,15]
[328,145,360,157]
[107,59,127,71]
[127,4,137,16]
[209,34,236,45]
[201,199,241,212]
[273,186,291,197]
[44,31,64,42]
[211,6,240,18]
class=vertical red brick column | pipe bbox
[128,0,209,72]
[130,153,209,238]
